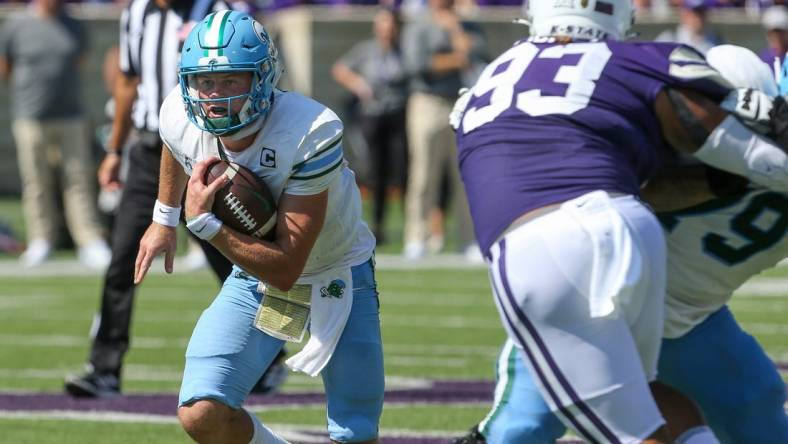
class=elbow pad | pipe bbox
[694,115,788,192]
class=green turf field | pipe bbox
[1,196,787,442]
[0,264,787,442]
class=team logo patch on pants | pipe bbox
[321,280,346,298]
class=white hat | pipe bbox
[762,5,788,31]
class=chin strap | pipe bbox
[226,115,264,142]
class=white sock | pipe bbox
[675,426,720,444]
[246,409,290,444]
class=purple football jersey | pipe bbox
[456,38,732,254]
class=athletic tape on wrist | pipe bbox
[186,212,223,240]
[152,200,181,227]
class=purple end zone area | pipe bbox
[0,373,784,444]
[0,380,496,415]
[0,380,497,443]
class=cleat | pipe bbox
[64,372,120,398]
[452,425,486,444]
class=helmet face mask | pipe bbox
[179,11,282,136]
[184,71,259,134]
[525,0,634,41]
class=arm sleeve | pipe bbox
[285,113,345,196]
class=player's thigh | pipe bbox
[322,260,384,443]
[488,207,663,443]
[658,306,788,444]
[179,268,285,409]
[482,341,567,444]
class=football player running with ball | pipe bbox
[134,11,382,444]
[453,1,788,443]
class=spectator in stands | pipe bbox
[0,0,111,268]
[760,4,788,79]
[656,0,723,53]
[332,7,408,245]
[401,0,486,261]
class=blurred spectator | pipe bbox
[401,0,485,261]
[0,0,111,268]
[760,5,788,79]
[656,0,724,53]
[332,7,408,245]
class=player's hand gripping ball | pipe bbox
[204,159,277,240]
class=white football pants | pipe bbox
[488,191,667,444]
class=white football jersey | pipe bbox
[661,189,788,338]
[159,86,375,280]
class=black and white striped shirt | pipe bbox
[119,0,228,133]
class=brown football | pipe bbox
[204,159,277,240]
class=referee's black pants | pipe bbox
[88,136,232,378]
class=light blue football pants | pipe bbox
[480,306,788,444]
[179,259,384,442]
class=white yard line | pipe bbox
[0,255,488,278]
[0,410,595,443]
[1,255,786,277]
[0,366,433,389]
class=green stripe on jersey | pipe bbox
[292,135,343,171]
[290,157,343,181]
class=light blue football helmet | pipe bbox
[179,10,282,135]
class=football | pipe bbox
[203,159,277,240]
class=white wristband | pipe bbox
[186,212,223,240]
[152,200,181,227]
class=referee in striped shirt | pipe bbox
[64,0,287,398]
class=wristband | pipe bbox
[152,200,182,227]
[186,212,223,240]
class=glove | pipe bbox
[768,95,788,152]
[720,88,773,135]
